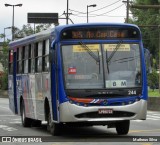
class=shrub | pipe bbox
[1,72,8,90]
[148,70,159,91]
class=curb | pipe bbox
[148,97,160,111]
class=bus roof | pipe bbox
[55,23,140,31]
[9,23,140,49]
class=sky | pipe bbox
[0,0,127,42]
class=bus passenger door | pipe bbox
[13,51,18,114]
[9,50,17,114]
[50,43,59,122]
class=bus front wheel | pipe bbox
[20,99,32,127]
[115,120,130,135]
[47,111,61,136]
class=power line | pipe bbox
[95,4,125,16]
[88,0,121,13]
[70,4,125,17]
[72,13,125,18]
[59,13,64,18]
[69,0,122,15]
[69,9,85,14]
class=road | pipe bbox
[0,98,160,145]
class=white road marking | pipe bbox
[147,117,159,120]
[0,115,16,116]
[147,115,160,119]
[12,119,21,121]
[132,120,143,122]
[9,121,21,124]
[0,106,10,110]
[0,125,17,131]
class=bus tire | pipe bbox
[20,99,32,127]
[115,120,130,135]
[31,120,41,127]
[47,111,61,136]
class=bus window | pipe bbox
[38,42,43,72]
[104,43,141,87]
[16,48,19,74]
[18,47,22,74]
[24,45,28,73]
[42,39,49,72]
[62,44,104,89]
[28,44,31,73]
[35,42,43,73]
[31,44,35,73]
[35,43,38,73]
[22,46,25,73]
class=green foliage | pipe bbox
[0,42,9,72]
[0,72,8,90]
[15,24,52,38]
[130,0,160,70]
[0,42,9,90]
[148,70,159,90]
[148,89,160,97]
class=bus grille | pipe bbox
[75,111,135,118]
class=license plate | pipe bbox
[98,109,113,114]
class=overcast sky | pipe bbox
[0,0,127,42]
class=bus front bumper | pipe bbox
[59,99,147,123]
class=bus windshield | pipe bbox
[61,43,141,89]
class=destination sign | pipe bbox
[61,27,139,40]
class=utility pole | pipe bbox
[63,11,72,24]
[66,0,69,24]
[122,0,129,23]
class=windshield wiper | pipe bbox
[106,40,123,63]
[79,42,100,63]
[112,56,139,64]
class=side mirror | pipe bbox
[144,48,152,74]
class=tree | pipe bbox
[0,41,9,90]
[148,70,159,91]
[15,24,52,39]
[130,0,160,69]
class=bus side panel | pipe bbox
[8,75,15,114]
[21,75,32,118]
[51,62,59,122]
[41,73,51,120]
[35,74,44,120]
[16,75,22,115]
[29,74,37,119]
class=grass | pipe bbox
[148,89,160,97]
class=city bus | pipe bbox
[8,23,148,136]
